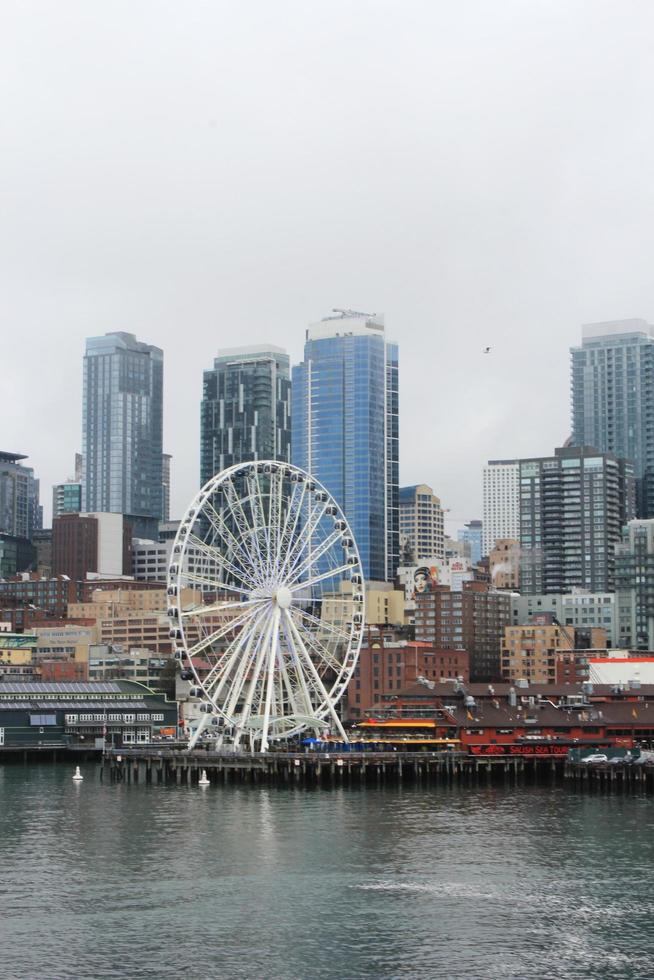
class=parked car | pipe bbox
[581,753,608,764]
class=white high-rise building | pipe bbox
[482,460,520,556]
[399,484,444,562]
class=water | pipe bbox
[1,765,653,980]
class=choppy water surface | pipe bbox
[1,765,653,979]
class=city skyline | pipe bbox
[5,5,653,532]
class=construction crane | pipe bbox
[330,308,377,319]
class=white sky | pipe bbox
[3,1,654,530]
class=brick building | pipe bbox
[347,630,469,719]
[414,581,512,682]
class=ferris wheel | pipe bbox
[167,461,365,752]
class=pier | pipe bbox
[102,747,568,788]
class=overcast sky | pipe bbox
[3,1,654,530]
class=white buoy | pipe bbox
[198,769,210,786]
[72,766,83,782]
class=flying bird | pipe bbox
[483,346,492,354]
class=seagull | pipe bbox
[483,346,492,354]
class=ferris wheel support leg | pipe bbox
[260,608,281,753]
[284,610,349,744]
[188,711,210,751]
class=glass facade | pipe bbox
[200,346,291,484]
[82,333,163,531]
[0,451,41,540]
[292,313,399,582]
[52,481,82,519]
[571,319,654,517]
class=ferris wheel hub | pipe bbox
[273,586,293,609]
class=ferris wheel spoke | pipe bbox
[184,603,264,658]
[187,533,257,592]
[181,596,265,619]
[292,607,353,644]
[283,610,349,741]
[204,607,268,706]
[289,564,352,592]
[233,609,277,746]
[222,609,270,721]
[277,480,308,571]
[202,499,261,582]
[260,607,281,752]
[223,479,267,585]
[284,528,345,587]
[291,620,344,673]
[279,496,329,580]
[247,473,273,583]
[268,467,285,573]
[281,616,317,719]
[181,571,254,598]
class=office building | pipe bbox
[571,319,654,517]
[82,332,163,537]
[293,310,399,582]
[161,453,172,522]
[347,634,469,719]
[201,346,291,484]
[615,518,654,650]
[414,582,512,681]
[0,451,41,540]
[511,590,618,647]
[399,484,444,563]
[501,615,607,685]
[482,460,519,556]
[52,512,132,581]
[519,446,635,595]
[458,519,483,565]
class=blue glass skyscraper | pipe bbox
[82,332,163,537]
[292,311,399,582]
[571,319,654,518]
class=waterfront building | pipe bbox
[414,582,512,682]
[458,519,483,565]
[82,332,163,538]
[482,460,520,556]
[489,538,520,590]
[0,680,177,748]
[347,631,469,719]
[571,319,654,517]
[0,451,41,541]
[518,445,635,595]
[399,485,444,564]
[615,518,654,650]
[53,512,132,581]
[201,345,291,484]
[292,310,399,582]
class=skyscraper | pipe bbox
[518,445,635,595]
[161,453,172,522]
[482,460,520,556]
[458,519,483,565]
[0,451,41,539]
[571,319,654,517]
[399,484,444,563]
[82,332,163,538]
[200,346,291,485]
[53,454,83,520]
[292,310,399,582]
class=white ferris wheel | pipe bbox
[167,461,365,752]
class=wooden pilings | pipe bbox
[102,749,578,790]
